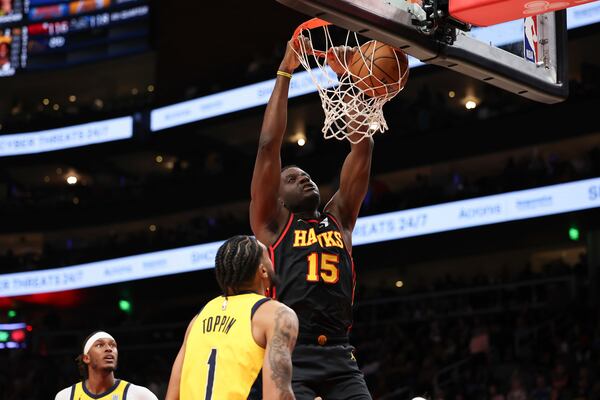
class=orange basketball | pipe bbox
[349,41,409,97]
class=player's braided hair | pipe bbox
[215,235,263,296]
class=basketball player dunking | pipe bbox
[250,38,373,399]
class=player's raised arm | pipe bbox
[325,47,375,245]
[261,302,298,400]
[325,136,373,245]
[165,316,196,400]
[250,40,301,244]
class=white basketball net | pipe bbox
[292,19,409,144]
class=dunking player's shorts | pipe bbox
[247,336,372,400]
[292,335,372,400]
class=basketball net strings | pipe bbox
[293,26,408,144]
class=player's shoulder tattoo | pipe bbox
[269,305,298,399]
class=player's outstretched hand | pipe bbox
[327,45,356,76]
[280,36,311,73]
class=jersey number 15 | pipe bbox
[306,252,339,284]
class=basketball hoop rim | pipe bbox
[293,18,332,57]
[293,17,407,58]
[289,17,410,143]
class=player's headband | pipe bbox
[83,331,115,355]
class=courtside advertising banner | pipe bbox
[0,116,133,157]
[1,177,599,297]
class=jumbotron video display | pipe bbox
[0,0,150,77]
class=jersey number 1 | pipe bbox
[205,348,217,400]
[306,252,339,283]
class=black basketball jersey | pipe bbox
[269,212,355,336]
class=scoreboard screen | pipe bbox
[0,0,23,24]
[0,0,150,77]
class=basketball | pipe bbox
[349,41,409,97]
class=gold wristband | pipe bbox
[277,70,293,79]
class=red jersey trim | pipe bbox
[268,213,293,299]
[271,212,294,250]
[326,212,357,327]
[268,246,277,299]
[347,257,357,334]
[325,212,353,258]
[325,212,341,229]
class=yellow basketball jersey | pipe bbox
[71,379,130,399]
[181,292,269,400]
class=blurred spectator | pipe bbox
[531,374,552,400]
[489,383,506,400]
[506,375,527,400]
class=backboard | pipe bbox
[277,0,568,103]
